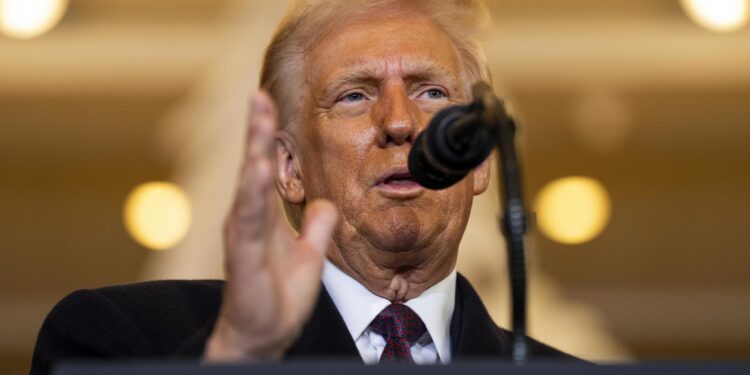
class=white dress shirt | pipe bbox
[321,259,456,364]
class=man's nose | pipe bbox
[372,83,422,147]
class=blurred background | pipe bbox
[2,0,750,373]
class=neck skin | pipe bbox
[326,240,458,303]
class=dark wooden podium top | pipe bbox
[55,361,750,375]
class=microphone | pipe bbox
[410,82,531,363]
[408,82,509,189]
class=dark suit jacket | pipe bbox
[30,274,577,375]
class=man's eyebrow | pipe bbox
[321,59,460,98]
[400,59,460,88]
[322,64,386,99]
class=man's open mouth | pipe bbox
[375,169,422,194]
[382,172,415,185]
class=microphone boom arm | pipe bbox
[408,81,530,363]
[473,82,530,363]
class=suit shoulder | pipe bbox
[69,279,225,328]
[31,280,224,375]
[455,273,583,362]
[67,279,224,344]
[92,279,224,310]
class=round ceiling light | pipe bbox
[0,0,68,39]
[123,182,192,251]
[534,176,612,245]
[681,0,749,33]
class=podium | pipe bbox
[55,361,750,375]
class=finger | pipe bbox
[298,199,339,256]
[235,91,276,186]
[244,91,276,158]
[233,92,277,226]
[225,93,279,267]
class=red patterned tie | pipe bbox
[369,304,427,364]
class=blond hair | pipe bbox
[260,0,491,132]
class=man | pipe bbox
[31,1,575,373]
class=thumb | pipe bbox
[299,199,338,255]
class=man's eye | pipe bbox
[339,92,366,102]
[424,88,447,99]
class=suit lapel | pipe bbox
[285,274,512,361]
[450,274,512,359]
[284,285,360,360]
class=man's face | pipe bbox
[288,12,489,271]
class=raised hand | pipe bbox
[203,92,338,362]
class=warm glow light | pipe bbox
[124,182,192,251]
[534,177,611,245]
[0,0,67,39]
[681,0,749,33]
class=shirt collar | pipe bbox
[322,259,456,363]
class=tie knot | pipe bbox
[370,304,427,344]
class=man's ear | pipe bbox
[275,132,305,204]
[472,154,492,195]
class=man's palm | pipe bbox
[204,93,338,361]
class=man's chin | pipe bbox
[366,229,420,253]
[365,206,423,251]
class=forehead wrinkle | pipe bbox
[398,56,459,90]
[321,56,460,99]
[321,61,387,99]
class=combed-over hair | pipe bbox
[260,0,492,132]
